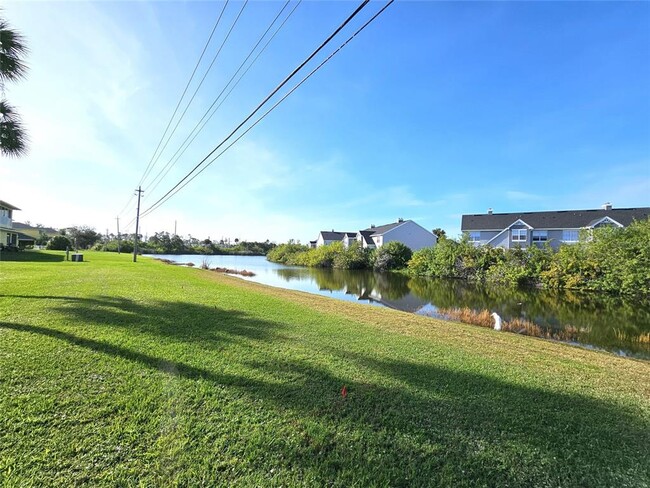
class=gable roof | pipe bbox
[461,207,650,231]
[13,222,59,234]
[319,231,347,241]
[357,230,375,245]
[364,220,406,236]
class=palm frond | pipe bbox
[0,98,27,157]
[0,18,29,82]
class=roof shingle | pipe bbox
[461,208,650,231]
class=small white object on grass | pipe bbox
[491,312,502,331]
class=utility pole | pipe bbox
[116,216,121,254]
[133,186,144,263]
[174,220,177,236]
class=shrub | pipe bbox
[46,235,72,251]
[267,242,309,264]
[373,241,412,272]
[295,242,344,268]
[333,242,371,269]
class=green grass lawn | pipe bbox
[1,251,648,487]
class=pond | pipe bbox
[147,254,650,358]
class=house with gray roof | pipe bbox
[313,219,437,252]
[461,203,650,250]
[313,230,350,248]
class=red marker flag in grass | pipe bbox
[341,385,348,399]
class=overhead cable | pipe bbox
[141,0,249,188]
[138,1,229,188]
[142,0,394,218]
[145,0,298,197]
[141,0,372,217]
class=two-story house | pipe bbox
[313,219,437,252]
[461,204,650,250]
[0,200,21,248]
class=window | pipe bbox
[512,229,527,242]
[532,230,547,242]
[469,231,481,242]
[562,230,579,242]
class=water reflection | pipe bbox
[275,267,650,357]
[149,255,649,358]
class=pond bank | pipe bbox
[152,254,650,358]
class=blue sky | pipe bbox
[2,1,649,243]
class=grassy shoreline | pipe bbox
[1,251,648,486]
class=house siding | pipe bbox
[472,230,499,246]
[490,230,510,249]
[509,224,529,248]
[382,221,437,251]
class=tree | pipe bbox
[432,228,447,240]
[0,17,28,157]
[47,235,72,251]
[66,226,102,249]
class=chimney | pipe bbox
[487,208,493,215]
[602,202,612,211]
[398,217,404,223]
[371,224,375,228]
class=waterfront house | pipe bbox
[0,200,20,248]
[314,219,437,252]
[461,203,650,250]
[315,230,349,247]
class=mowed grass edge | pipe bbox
[0,251,648,487]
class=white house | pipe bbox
[362,219,437,251]
[0,200,20,248]
[313,219,437,251]
[315,230,348,248]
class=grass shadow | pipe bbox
[0,294,281,346]
[0,250,65,262]
[1,294,648,486]
[234,353,649,486]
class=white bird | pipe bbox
[491,312,502,331]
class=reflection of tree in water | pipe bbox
[408,277,650,356]
[274,268,314,283]
[273,267,649,355]
[275,268,378,296]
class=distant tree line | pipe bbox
[268,219,650,298]
[42,228,275,256]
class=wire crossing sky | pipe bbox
[143,0,299,201]
[2,1,649,242]
[139,0,387,220]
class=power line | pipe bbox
[141,0,372,217]
[138,1,230,188]
[140,0,249,189]
[144,0,299,197]
[116,193,135,218]
[142,0,394,219]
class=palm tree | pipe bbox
[0,99,26,156]
[0,16,28,157]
